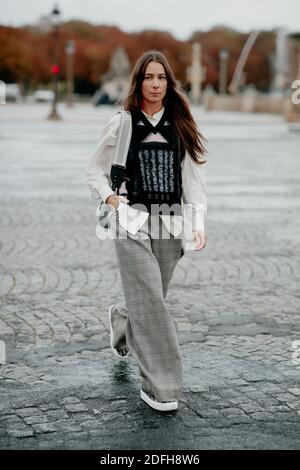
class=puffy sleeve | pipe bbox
[85,113,121,203]
[181,152,207,232]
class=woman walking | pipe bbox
[86,50,207,411]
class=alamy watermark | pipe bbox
[0,80,6,104]
[291,80,300,105]
[0,340,6,365]
[95,202,206,242]
[291,340,300,365]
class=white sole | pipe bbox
[140,389,178,411]
[108,305,129,360]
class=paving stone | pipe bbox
[52,420,82,433]
[45,410,69,421]
[31,423,57,434]
[23,415,48,425]
[287,388,300,396]
[39,403,60,411]
[238,403,266,413]
[16,408,43,418]
[7,429,35,438]
[219,407,247,416]
[64,404,89,413]
[61,397,81,405]
[275,393,298,402]
[250,412,276,421]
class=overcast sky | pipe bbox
[0,0,299,40]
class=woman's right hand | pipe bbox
[105,194,130,212]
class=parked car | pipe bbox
[4,83,23,102]
[32,90,54,102]
[92,89,115,106]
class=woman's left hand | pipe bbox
[193,230,206,251]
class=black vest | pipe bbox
[124,108,183,215]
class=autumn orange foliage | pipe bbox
[0,21,277,94]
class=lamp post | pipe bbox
[48,4,62,120]
[219,48,229,94]
[188,43,205,106]
[65,39,76,107]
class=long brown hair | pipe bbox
[123,50,207,164]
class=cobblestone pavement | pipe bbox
[0,103,299,449]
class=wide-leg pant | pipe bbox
[112,213,183,402]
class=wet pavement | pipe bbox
[0,102,299,449]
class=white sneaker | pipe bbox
[108,305,130,359]
[140,389,178,411]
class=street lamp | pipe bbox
[65,39,76,107]
[189,43,205,106]
[219,48,229,94]
[47,4,62,120]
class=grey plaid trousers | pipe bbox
[112,213,183,402]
